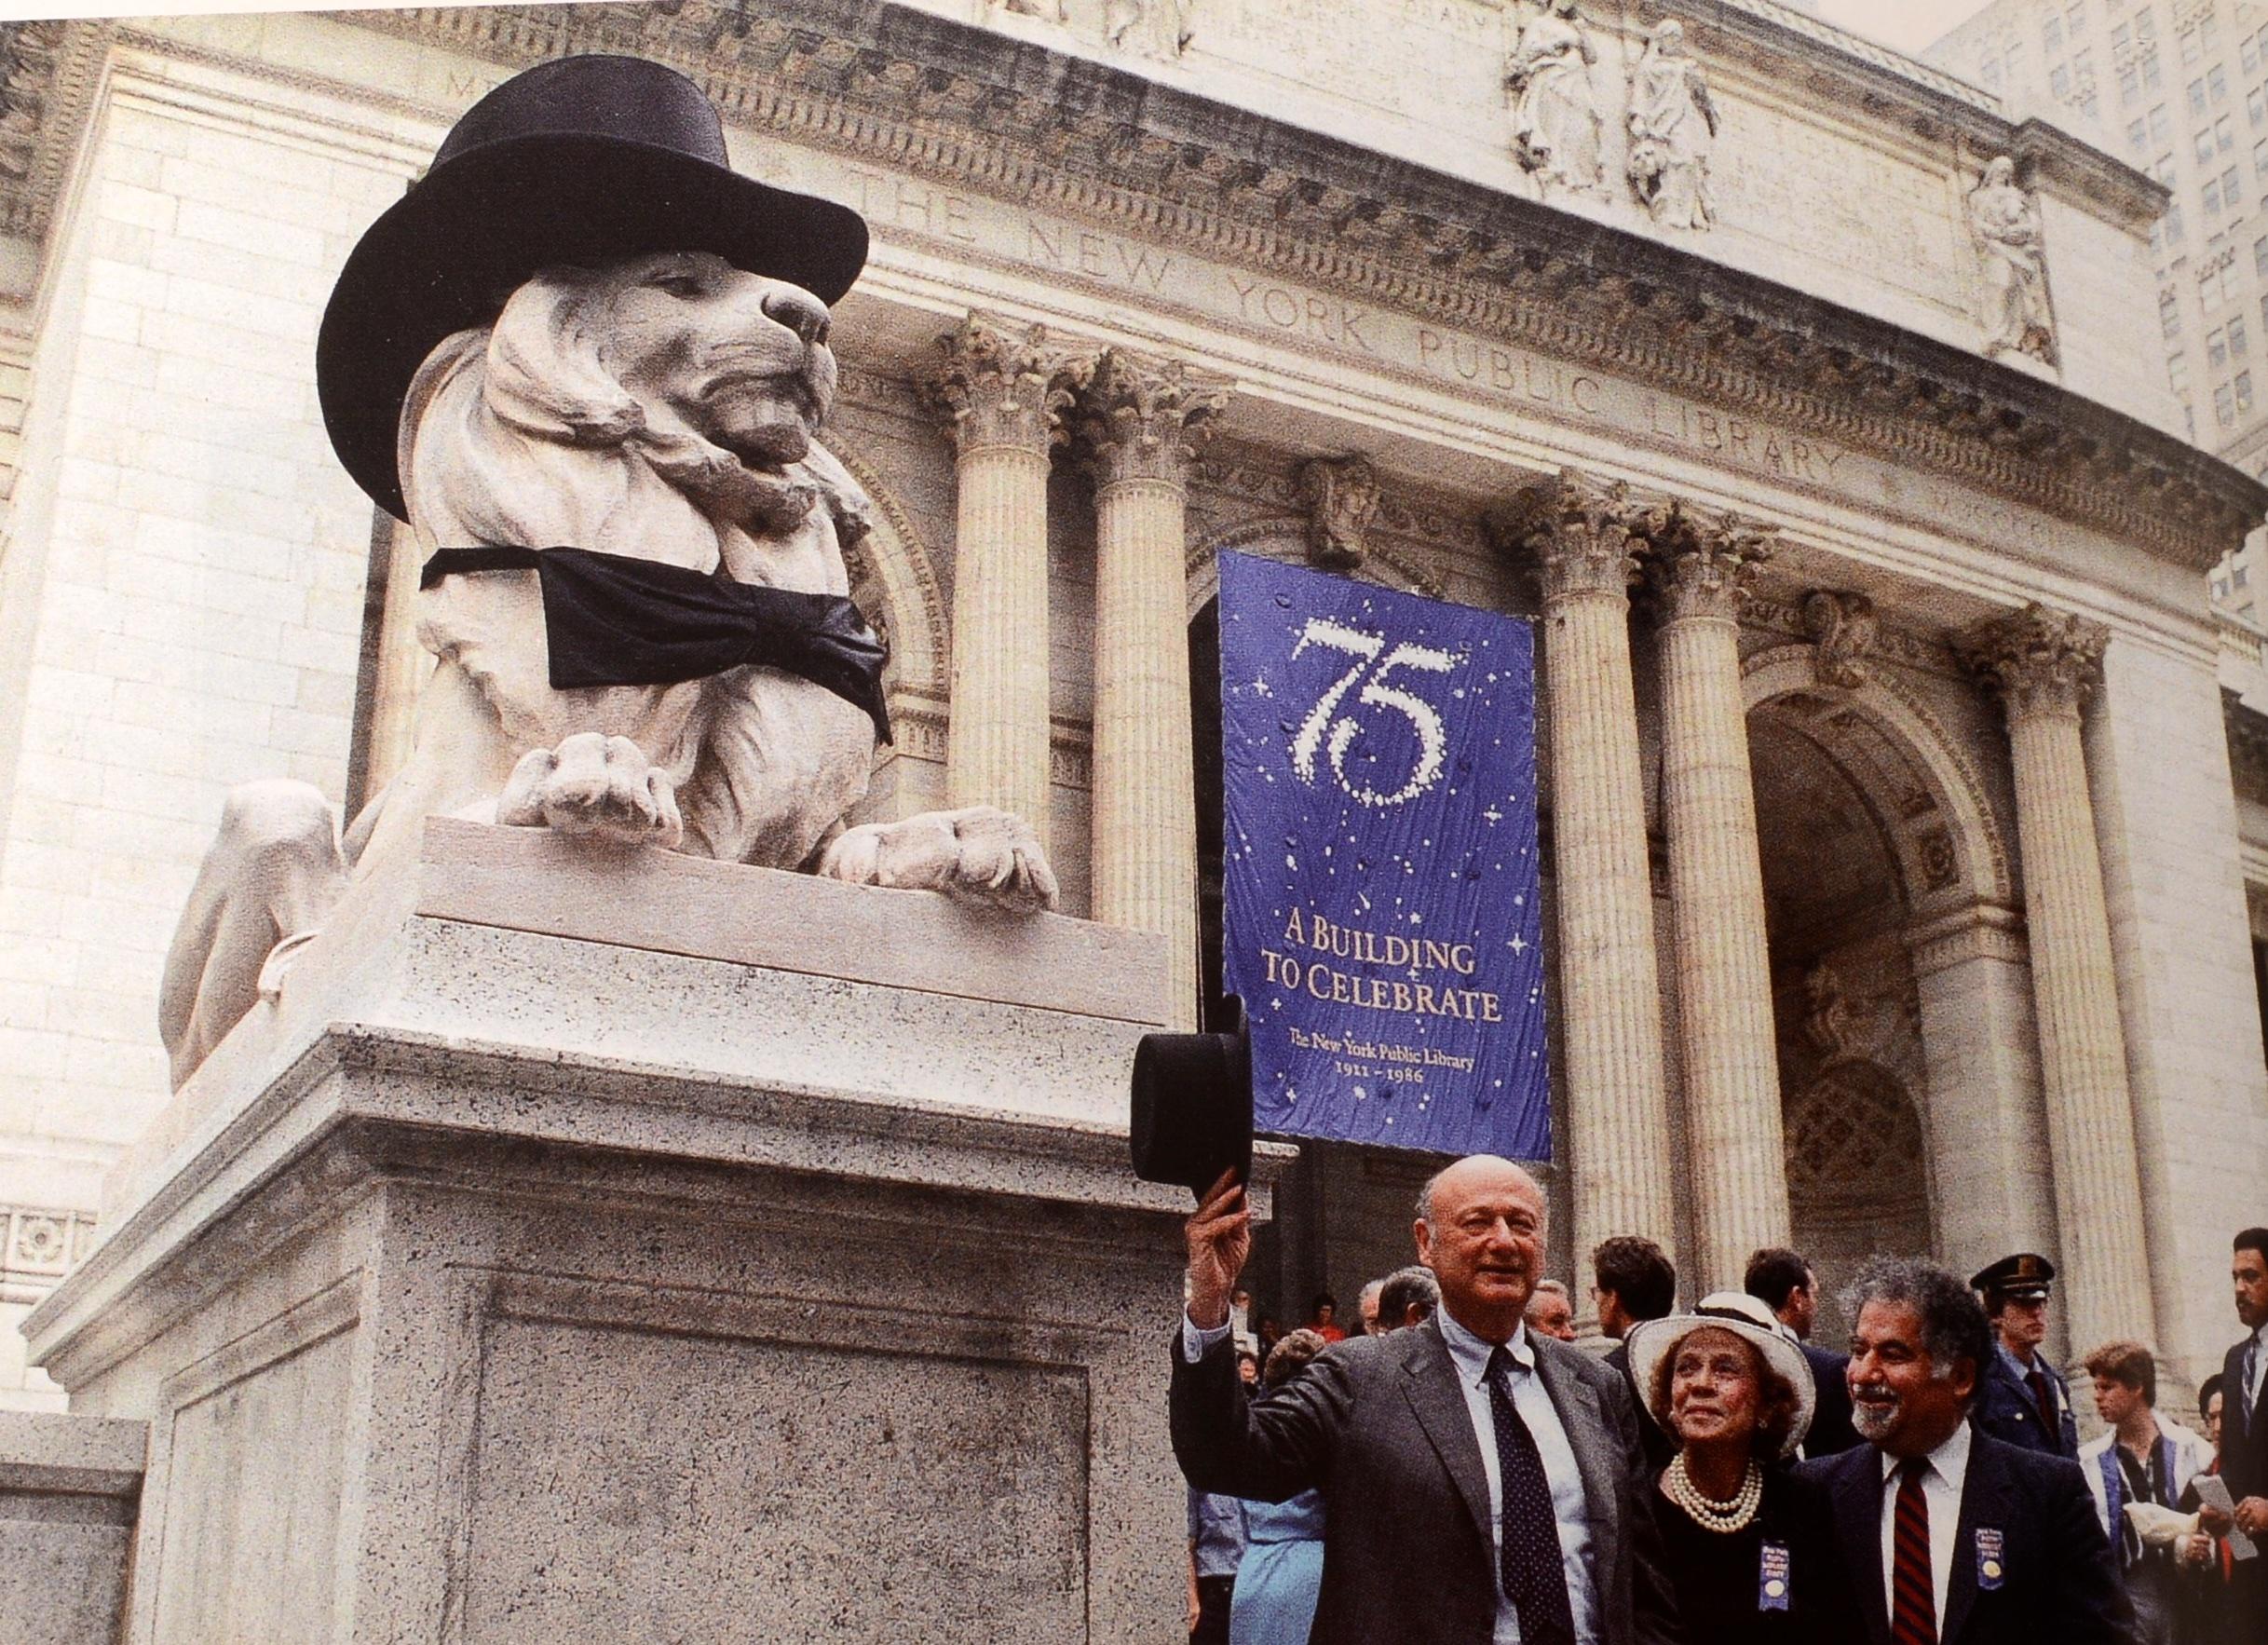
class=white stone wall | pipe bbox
[0,47,419,1406]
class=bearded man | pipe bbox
[1799,1258,2135,1645]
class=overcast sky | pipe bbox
[1809,0,1993,56]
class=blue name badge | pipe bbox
[1975,1527,2006,1591]
[1758,1541,1791,1611]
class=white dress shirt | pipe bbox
[1877,1420,1974,1626]
[1180,1307,1599,1643]
[1434,1307,1601,1645]
[2245,1322,2268,1412]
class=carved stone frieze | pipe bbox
[1294,455,1379,570]
[922,314,1089,455]
[1625,20,1718,231]
[27,2,2255,570]
[1802,589,1878,689]
[1505,0,1605,200]
[1639,504,1773,623]
[1484,467,1645,603]
[1956,602,2108,721]
[2223,690,2268,803]
[1072,347,1230,489]
[1967,156,2057,367]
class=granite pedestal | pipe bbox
[24,820,1257,1643]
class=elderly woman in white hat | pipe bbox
[1624,1292,1856,1641]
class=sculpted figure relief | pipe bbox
[1626,20,1718,230]
[159,58,1057,1089]
[1107,0,1195,56]
[1506,0,1604,197]
[1967,156,2058,366]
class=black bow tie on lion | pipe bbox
[318,54,868,522]
[421,546,891,743]
[1129,999,1254,1195]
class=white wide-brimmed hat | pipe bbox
[1623,1290,1817,1460]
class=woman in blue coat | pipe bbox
[1230,1329,1330,1645]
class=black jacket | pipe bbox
[1171,1318,1685,1645]
[1799,1431,2136,1644]
[1799,1342,1863,1458]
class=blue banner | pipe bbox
[1219,551,1551,1161]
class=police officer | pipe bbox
[1969,1252,2082,1458]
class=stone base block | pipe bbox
[25,822,1270,1643]
[0,1410,144,1645]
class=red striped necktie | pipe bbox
[1891,1457,1937,1645]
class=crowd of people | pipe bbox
[1175,1156,2268,1645]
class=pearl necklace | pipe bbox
[1661,1453,1764,1534]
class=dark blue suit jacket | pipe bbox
[1799,1342,1862,1457]
[1971,1346,2079,1459]
[2222,1334,2268,1502]
[1799,1431,2135,1644]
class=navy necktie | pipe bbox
[1486,1346,1577,1645]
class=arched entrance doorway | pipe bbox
[1748,670,1944,1346]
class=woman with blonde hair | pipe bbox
[1624,1292,1854,1640]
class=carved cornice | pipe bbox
[1191,447,1481,562]
[1640,504,1774,625]
[2224,690,2268,805]
[1294,455,1378,571]
[1956,603,2108,723]
[1072,346,1230,489]
[1743,592,1952,676]
[1484,468,1645,605]
[1802,590,1878,690]
[25,4,2257,570]
[922,313,1088,455]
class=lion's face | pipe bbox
[587,251,839,471]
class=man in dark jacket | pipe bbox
[1968,1252,2080,1459]
[1801,1257,2134,1644]
[1171,1156,1684,1645]
[1746,1244,1861,1457]
[2210,1228,2268,1638]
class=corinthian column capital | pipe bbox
[1957,603,2108,722]
[1074,347,1231,489]
[1485,468,1647,604]
[1641,506,1774,624]
[922,315,1090,455]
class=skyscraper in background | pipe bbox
[1928,0,2268,616]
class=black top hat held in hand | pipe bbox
[1130,999,1254,1196]
[317,54,870,521]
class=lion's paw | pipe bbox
[497,732,683,850]
[817,806,1059,917]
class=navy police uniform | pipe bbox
[1968,1254,2081,1461]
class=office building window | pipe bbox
[2231,315,2249,358]
[2167,288,2186,335]
[2238,370,2253,415]
[2211,324,2230,368]
[2212,64,2230,102]
[2220,114,2236,151]
[2155,102,2175,143]
[2217,381,2235,426]
[2169,349,2189,394]
[2193,75,2210,115]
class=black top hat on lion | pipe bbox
[317,54,869,521]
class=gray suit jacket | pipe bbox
[1170,1317,1684,1645]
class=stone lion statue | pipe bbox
[160,58,1058,1089]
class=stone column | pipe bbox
[1073,347,1229,1031]
[1957,605,2157,1353]
[923,317,1084,847]
[1488,471,1677,1292]
[1643,506,1790,1293]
